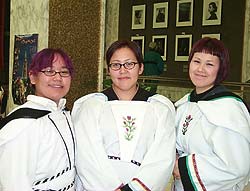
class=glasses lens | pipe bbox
[44,70,56,76]
[124,62,136,69]
[60,70,70,77]
[110,63,121,70]
[41,69,70,77]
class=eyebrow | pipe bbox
[110,59,132,63]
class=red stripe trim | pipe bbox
[192,154,207,191]
[132,178,151,191]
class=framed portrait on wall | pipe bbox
[131,35,145,55]
[202,0,222,26]
[175,34,192,61]
[202,33,221,40]
[153,2,168,28]
[132,5,146,29]
[176,0,193,27]
[152,35,167,61]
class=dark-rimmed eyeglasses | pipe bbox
[40,69,70,77]
[108,61,138,71]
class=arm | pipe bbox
[0,119,38,191]
[178,125,250,191]
[123,96,176,191]
[72,95,122,191]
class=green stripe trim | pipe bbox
[186,157,198,191]
[209,95,243,102]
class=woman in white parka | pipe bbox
[172,37,250,191]
[73,40,176,191]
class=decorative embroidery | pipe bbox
[182,115,193,135]
[34,167,70,186]
[192,154,207,191]
[123,116,136,141]
[33,180,74,191]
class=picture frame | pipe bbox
[202,0,222,26]
[152,35,167,61]
[176,0,193,27]
[131,35,145,55]
[202,33,221,40]
[153,2,168,28]
[132,5,146,29]
[175,34,192,61]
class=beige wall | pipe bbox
[7,0,49,113]
[7,0,105,110]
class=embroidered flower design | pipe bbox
[123,116,136,141]
[182,115,193,135]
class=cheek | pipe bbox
[211,67,220,79]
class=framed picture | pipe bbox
[202,0,222,26]
[175,34,192,61]
[153,2,168,28]
[202,33,221,40]
[152,35,167,61]
[176,0,193,27]
[132,5,146,29]
[131,35,145,55]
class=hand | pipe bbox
[172,156,181,179]
[114,183,124,191]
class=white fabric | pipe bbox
[0,95,76,191]
[72,93,176,191]
[173,94,250,191]
[111,101,146,162]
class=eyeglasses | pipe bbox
[108,61,138,71]
[40,69,70,77]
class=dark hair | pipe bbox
[188,37,229,84]
[209,2,217,12]
[106,40,143,68]
[28,48,74,76]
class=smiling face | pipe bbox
[189,52,220,94]
[108,47,143,96]
[29,54,71,105]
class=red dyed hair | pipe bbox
[28,48,74,76]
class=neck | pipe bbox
[112,85,138,101]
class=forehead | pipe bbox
[193,52,220,62]
[110,47,136,62]
[50,54,66,67]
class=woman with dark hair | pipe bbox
[172,37,250,191]
[0,48,76,190]
[72,40,176,191]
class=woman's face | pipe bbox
[29,54,71,105]
[108,47,143,93]
[189,52,220,94]
[208,4,215,13]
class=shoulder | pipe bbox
[148,94,175,114]
[175,93,190,108]
[0,113,38,147]
[198,97,250,142]
[0,106,50,130]
[74,93,107,104]
[72,93,107,117]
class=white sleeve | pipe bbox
[72,94,122,191]
[0,119,38,191]
[179,125,250,191]
[129,95,176,191]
